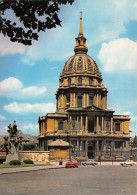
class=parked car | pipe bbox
[65,160,78,168]
[120,160,136,167]
[81,159,98,166]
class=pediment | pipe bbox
[84,105,104,111]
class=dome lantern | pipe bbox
[74,12,88,54]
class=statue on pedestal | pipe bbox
[5,121,21,163]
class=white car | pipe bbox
[81,159,98,166]
[120,160,136,167]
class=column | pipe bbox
[69,115,72,131]
[96,116,99,132]
[85,140,88,156]
[83,94,85,107]
[102,116,104,132]
[74,93,76,107]
[86,116,88,132]
[81,116,83,131]
[77,140,80,156]
[111,117,113,134]
[96,140,99,156]
[76,116,79,132]
[80,140,83,156]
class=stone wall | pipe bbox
[19,151,50,163]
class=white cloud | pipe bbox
[1,0,137,64]
[98,38,137,72]
[4,102,56,115]
[22,123,39,131]
[21,123,39,135]
[0,115,6,120]
[0,77,46,99]
[0,35,26,56]
[21,0,137,65]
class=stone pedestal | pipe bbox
[5,153,21,164]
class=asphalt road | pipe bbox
[0,165,136,195]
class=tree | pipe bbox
[21,143,39,151]
[133,135,137,147]
[0,136,9,154]
[0,0,74,45]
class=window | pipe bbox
[68,78,71,86]
[58,122,63,130]
[78,78,82,86]
[77,95,82,107]
[67,95,70,103]
[78,40,80,46]
[89,96,93,105]
[89,78,92,86]
[115,141,122,149]
[115,123,120,131]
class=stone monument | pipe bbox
[5,121,21,163]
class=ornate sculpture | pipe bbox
[5,121,21,163]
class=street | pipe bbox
[0,165,137,195]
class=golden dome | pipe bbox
[60,54,102,78]
[60,13,102,79]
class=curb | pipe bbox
[0,166,65,175]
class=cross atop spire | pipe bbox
[79,11,83,36]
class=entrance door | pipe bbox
[88,116,94,132]
[88,146,94,159]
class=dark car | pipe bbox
[81,159,98,166]
[65,160,79,168]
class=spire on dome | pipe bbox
[74,12,88,54]
[79,11,83,36]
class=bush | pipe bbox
[23,159,34,164]
[0,156,6,164]
[21,143,39,151]
[9,160,21,165]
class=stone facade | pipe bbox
[20,151,50,163]
[38,15,130,160]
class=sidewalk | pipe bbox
[0,162,123,175]
[0,165,65,175]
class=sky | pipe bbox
[0,0,137,137]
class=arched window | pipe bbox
[78,77,82,86]
[89,78,92,86]
[68,78,71,86]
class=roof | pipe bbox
[48,139,70,147]
[0,130,38,144]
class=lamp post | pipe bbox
[129,141,133,160]
[66,130,71,160]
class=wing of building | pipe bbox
[38,15,130,161]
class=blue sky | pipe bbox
[0,0,137,137]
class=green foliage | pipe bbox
[9,160,21,165]
[23,159,34,164]
[0,156,6,164]
[0,0,74,45]
[0,136,9,153]
[21,143,40,151]
[133,136,137,147]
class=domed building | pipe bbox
[38,15,130,161]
